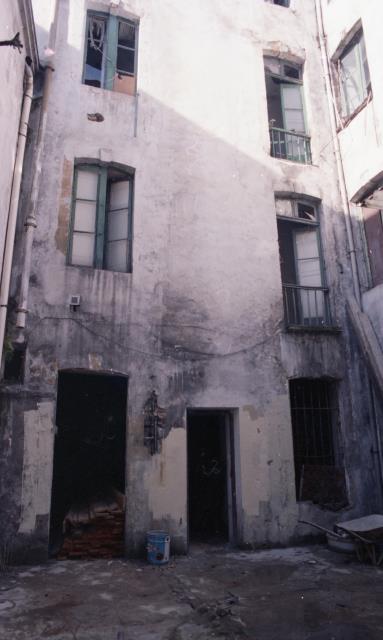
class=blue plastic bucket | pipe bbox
[146,530,170,565]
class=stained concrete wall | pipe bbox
[1,0,381,560]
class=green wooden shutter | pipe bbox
[94,167,107,268]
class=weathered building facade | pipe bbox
[0,0,382,562]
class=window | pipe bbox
[338,30,371,117]
[289,379,347,507]
[69,163,134,273]
[264,57,311,163]
[276,198,332,327]
[83,12,138,95]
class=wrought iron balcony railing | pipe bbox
[282,283,332,328]
[270,127,312,164]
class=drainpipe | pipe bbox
[16,64,53,331]
[0,60,33,366]
[15,0,59,335]
[314,0,361,305]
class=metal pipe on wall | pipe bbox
[16,0,59,334]
[16,65,54,330]
[0,61,33,366]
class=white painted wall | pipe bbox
[0,1,27,290]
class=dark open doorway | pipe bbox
[187,410,236,544]
[49,371,127,559]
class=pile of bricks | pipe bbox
[57,490,125,560]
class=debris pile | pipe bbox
[57,488,125,560]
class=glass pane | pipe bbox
[76,170,98,200]
[116,47,135,74]
[275,199,294,218]
[300,288,324,321]
[71,233,95,266]
[118,21,135,48]
[283,85,303,109]
[105,239,128,272]
[282,85,305,132]
[73,201,97,232]
[107,210,129,241]
[295,229,319,260]
[109,180,130,210]
[297,258,322,286]
[284,110,305,132]
[340,45,362,113]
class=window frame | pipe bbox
[277,200,326,289]
[82,11,138,93]
[275,198,334,328]
[337,29,371,118]
[68,161,134,273]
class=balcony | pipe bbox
[270,127,312,164]
[282,284,333,329]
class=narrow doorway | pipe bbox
[49,371,127,559]
[187,410,236,544]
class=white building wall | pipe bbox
[0,1,29,287]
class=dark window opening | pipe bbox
[187,410,236,544]
[264,57,311,164]
[276,200,332,328]
[3,342,26,383]
[50,371,127,559]
[289,378,347,508]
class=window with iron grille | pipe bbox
[289,379,347,507]
[68,162,134,273]
[264,57,311,164]
[276,198,332,328]
[83,12,138,95]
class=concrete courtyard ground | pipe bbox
[0,544,382,640]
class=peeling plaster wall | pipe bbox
[18,401,54,535]
[1,0,381,560]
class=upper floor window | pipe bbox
[264,57,311,164]
[69,162,134,273]
[83,12,138,95]
[276,198,332,328]
[337,30,371,118]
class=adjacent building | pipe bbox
[0,0,382,562]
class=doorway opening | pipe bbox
[49,370,127,559]
[187,410,236,545]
